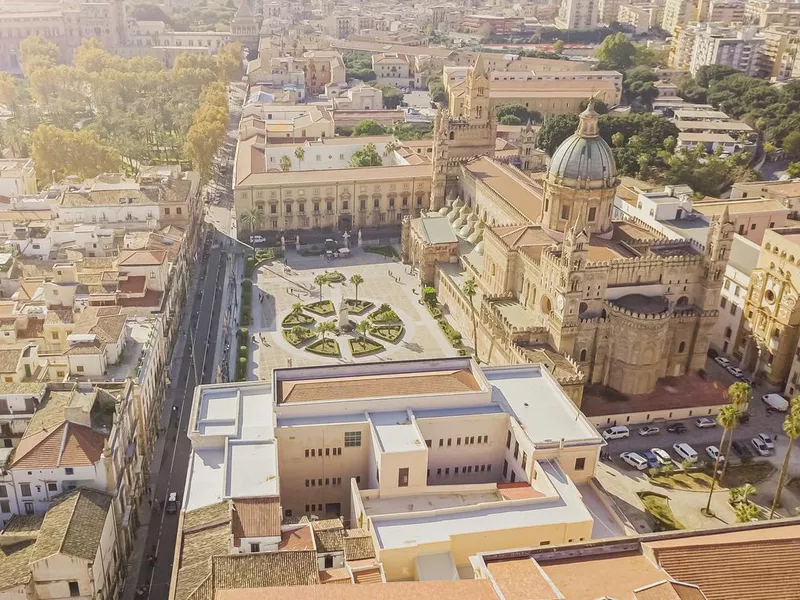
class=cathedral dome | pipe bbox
[548,103,617,189]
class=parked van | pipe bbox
[602,425,630,440]
[762,393,789,412]
[672,443,698,463]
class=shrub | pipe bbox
[345,299,375,315]
[349,338,385,356]
[371,325,404,343]
[364,245,398,259]
[438,319,462,346]
[305,338,341,357]
[422,286,437,304]
[304,300,335,316]
[371,309,400,323]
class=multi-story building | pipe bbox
[689,25,766,76]
[617,4,658,34]
[239,104,335,142]
[708,0,746,21]
[0,160,36,200]
[556,0,600,30]
[670,24,700,69]
[732,177,800,212]
[460,14,525,34]
[661,0,696,35]
[760,26,800,78]
[372,53,413,88]
[598,0,625,25]
[246,51,346,96]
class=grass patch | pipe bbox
[304,300,335,316]
[364,245,398,259]
[369,304,401,324]
[638,492,684,531]
[349,338,385,356]
[321,271,346,283]
[345,299,375,315]
[305,338,341,357]
[649,471,714,491]
[281,312,315,327]
[282,327,316,347]
[722,461,776,489]
[371,325,404,343]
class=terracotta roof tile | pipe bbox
[635,580,708,600]
[278,526,314,551]
[215,580,501,600]
[231,497,281,543]
[0,541,34,590]
[314,528,343,553]
[464,157,542,225]
[117,250,166,266]
[319,568,351,585]
[343,529,375,561]
[12,422,106,469]
[210,551,319,590]
[183,502,230,532]
[352,567,383,584]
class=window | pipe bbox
[561,205,570,220]
[447,438,452,446]
[0,485,5,498]
[344,431,361,447]
[575,457,586,471]
[588,207,596,222]
[270,205,277,214]
[720,297,727,309]
[506,431,511,448]
[342,200,349,210]
[454,467,459,474]
[285,509,293,517]
[327,201,333,211]
[0,501,8,513]
[165,208,170,216]
[305,480,310,487]
[69,582,80,597]
[425,439,431,448]
[502,460,508,477]
[724,326,732,339]
[679,341,686,353]
[24,502,34,515]
[513,441,519,459]
[51,332,59,340]
[373,198,380,208]
[65,467,73,475]
[521,452,527,470]
[457,437,461,445]
[398,467,409,487]
[20,483,31,497]
[47,483,57,492]
[305,449,310,457]
[76,365,84,373]
[730,304,737,316]
[250,543,260,553]
[439,439,443,447]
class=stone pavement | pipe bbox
[246,247,456,378]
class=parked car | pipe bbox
[714,356,731,367]
[727,366,744,378]
[666,423,687,434]
[673,443,699,463]
[731,440,752,459]
[602,426,630,440]
[641,450,661,469]
[751,437,771,457]
[738,411,751,424]
[706,445,724,463]
[762,393,789,412]
[695,417,717,429]
[166,492,179,514]
[757,433,775,450]
[739,376,754,386]
[638,426,660,437]
[651,447,672,465]
[620,452,649,471]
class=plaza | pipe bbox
[244,246,457,379]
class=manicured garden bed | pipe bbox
[349,338,385,356]
[345,299,375,315]
[369,304,401,324]
[304,300,335,316]
[305,338,341,357]
[321,271,346,283]
[283,327,316,347]
[370,325,404,343]
[282,312,315,327]
[240,280,253,326]
[438,318,462,346]
[364,245,398,259]
[638,492,684,531]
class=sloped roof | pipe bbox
[343,529,375,561]
[211,551,320,590]
[232,497,281,543]
[29,489,112,563]
[12,421,106,469]
[0,541,34,591]
[117,249,166,267]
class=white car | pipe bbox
[651,447,672,465]
[706,446,724,462]
[638,426,660,437]
[673,442,699,463]
[620,452,649,471]
[695,418,717,429]
[714,356,731,367]
[602,426,630,440]
[751,437,771,457]
[727,366,744,378]
[757,433,775,450]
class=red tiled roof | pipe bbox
[118,289,163,308]
[215,580,500,600]
[498,482,544,500]
[118,276,147,294]
[231,497,281,543]
[352,567,382,584]
[117,250,166,266]
[12,422,106,469]
[278,526,314,551]
[319,568,351,585]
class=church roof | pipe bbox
[548,103,617,189]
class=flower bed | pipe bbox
[349,338,385,356]
[369,304,401,324]
[370,325,404,343]
[283,327,316,347]
[304,300,335,316]
[345,299,375,315]
[305,338,341,357]
[282,312,315,327]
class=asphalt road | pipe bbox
[133,235,228,600]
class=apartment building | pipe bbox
[731,177,800,212]
[246,51,346,96]
[175,358,621,591]
[234,135,431,234]
[372,53,413,88]
[708,0,746,21]
[689,25,766,76]
[460,14,525,34]
[0,160,36,200]
[556,0,599,30]
[617,4,658,34]
[662,0,695,35]
[239,104,335,142]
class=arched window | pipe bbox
[579,349,587,361]
[678,342,686,353]
[449,131,455,141]
[724,327,732,339]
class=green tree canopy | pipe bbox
[31,124,119,181]
[500,114,522,125]
[596,33,637,71]
[19,35,59,78]
[376,84,403,109]
[353,119,386,136]
[349,142,383,167]
[624,66,659,109]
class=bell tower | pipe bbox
[699,205,734,311]
[464,53,490,123]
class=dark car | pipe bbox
[731,440,752,459]
[738,411,751,424]
[166,492,179,514]
[666,423,687,434]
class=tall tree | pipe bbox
[314,274,326,300]
[350,274,364,301]
[294,146,305,171]
[595,33,636,71]
[462,277,479,362]
[19,35,59,78]
[280,155,292,172]
[216,42,243,81]
[770,398,800,518]
[30,124,119,181]
[316,320,335,341]
[704,404,740,515]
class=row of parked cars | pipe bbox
[602,418,718,441]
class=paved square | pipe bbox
[246,247,456,379]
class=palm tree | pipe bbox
[734,501,760,523]
[280,155,292,172]
[317,320,335,343]
[291,302,303,315]
[240,207,261,232]
[294,146,305,171]
[739,483,757,504]
[350,274,364,301]
[720,382,751,478]
[314,274,326,300]
[462,277,479,361]
[356,319,370,341]
[770,398,800,518]
[704,404,740,515]
[384,140,399,157]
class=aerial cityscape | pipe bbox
[0,0,797,598]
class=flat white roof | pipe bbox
[370,461,593,550]
[370,410,425,453]
[484,366,603,446]
[226,441,279,498]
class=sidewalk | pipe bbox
[120,255,206,600]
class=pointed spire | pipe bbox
[473,52,486,78]
[721,204,731,224]
[235,0,253,18]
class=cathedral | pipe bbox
[402,57,735,399]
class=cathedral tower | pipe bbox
[541,101,618,236]
[699,205,734,311]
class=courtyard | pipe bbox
[243,246,457,378]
